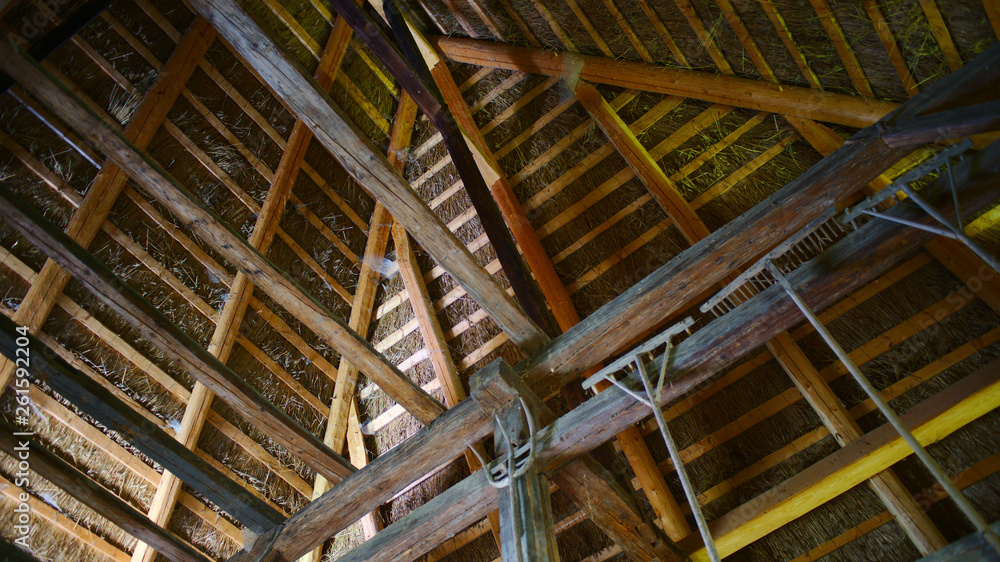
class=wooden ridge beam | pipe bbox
[0,37,446,427]
[0,316,285,532]
[132,20,357,562]
[0,425,213,562]
[681,358,1000,560]
[0,17,215,392]
[186,0,548,354]
[433,36,898,128]
[518,44,1000,400]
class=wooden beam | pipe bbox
[919,0,963,71]
[574,81,710,244]
[878,101,1000,147]
[0,425,213,562]
[433,36,896,128]
[681,358,1000,560]
[809,0,875,97]
[518,44,1000,400]
[186,0,548,353]
[925,238,1000,313]
[0,178,364,486]
[0,317,285,532]
[765,333,947,554]
[133,20,356,562]
[672,0,734,74]
[0,17,215,392]
[0,38,447,428]
[863,0,919,97]
[418,43,693,541]
[759,1,822,89]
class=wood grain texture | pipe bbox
[188,0,547,353]
[0,36,446,427]
[433,37,897,128]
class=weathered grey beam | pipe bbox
[519,42,1000,400]
[0,422,213,562]
[918,521,1000,562]
[878,100,1000,147]
[0,315,284,532]
[184,0,549,354]
[0,38,446,429]
[0,180,356,485]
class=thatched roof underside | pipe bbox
[1,0,999,560]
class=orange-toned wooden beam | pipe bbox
[433,36,897,128]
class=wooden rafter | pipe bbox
[863,0,920,97]
[0,17,215,391]
[919,0,963,71]
[808,0,875,97]
[0,37,447,427]
[758,1,822,89]
[434,37,897,128]
[672,0,734,74]
[131,18,357,562]
[189,0,549,353]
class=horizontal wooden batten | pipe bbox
[432,36,898,128]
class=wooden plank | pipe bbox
[433,37,897,128]
[0,37,447,427]
[635,0,689,67]
[567,0,614,57]
[528,0,576,49]
[759,1,822,89]
[0,426,213,562]
[766,332,947,554]
[499,0,542,47]
[987,0,1000,39]
[0,17,215,391]
[188,0,548,353]
[681,359,1000,560]
[925,237,1000,313]
[518,44,1000,399]
[809,0,875,97]
[715,0,777,81]
[0,473,131,562]
[919,0,963,71]
[672,0,734,74]
[863,0,919,97]
[602,0,653,62]
[574,81,710,244]
[0,317,285,532]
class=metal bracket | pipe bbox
[469,396,538,489]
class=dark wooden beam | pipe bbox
[878,100,1000,147]
[0,423,213,562]
[0,37,446,428]
[0,315,285,532]
[520,42,1000,400]
[182,0,549,353]
[0,182,357,484]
